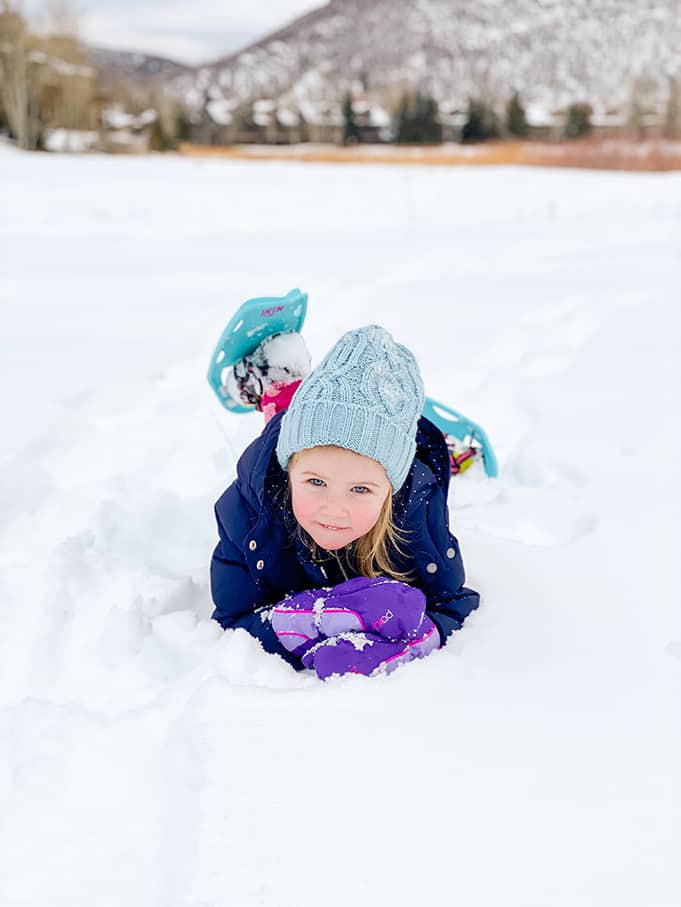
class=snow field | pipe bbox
[1,148,680,906]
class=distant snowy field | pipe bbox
[1,147,680,907]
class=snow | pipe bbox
[1,146,680,906]
[313,631,374,652]
[101,105,157,131]
[258,330,311,381]
[28,50,94,78]
[101,104,138,129]
[313,596,327,619]
[525,101,555,127]
[43,129,100,153]
[205,99,234,126]
[277,107,300,128]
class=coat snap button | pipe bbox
[446,547,456,559]
[256,559,264,571]
[426,562,438,574]
[249,540,257,551]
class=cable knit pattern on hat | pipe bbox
[276,325,425,491]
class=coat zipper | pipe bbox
[330,549,349,582]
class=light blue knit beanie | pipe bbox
[276,325,425,491]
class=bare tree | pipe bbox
[149,81,182,149]
[665,76,681,140]
[0,0,94,150]
[627,75,659,140]
[0,1,43,148]
[40,0,95,147]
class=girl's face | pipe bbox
[289,445,391,551]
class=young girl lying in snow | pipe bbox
[210,323,479,679]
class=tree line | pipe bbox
[344,89,681,145]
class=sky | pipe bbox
[25,0,325,64]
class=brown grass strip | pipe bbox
[179,139,681,171]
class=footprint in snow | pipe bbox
[518,311,599,379]
[664,642,681,662]
[457,484,597,548]
[478,299,599,380]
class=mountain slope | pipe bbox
[86,45,186,87]
[172,0,681,115]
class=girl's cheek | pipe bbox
[291,488,316,524]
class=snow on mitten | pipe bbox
[270,587,328,658]
[315,576,427,642]
[302,617,440,680]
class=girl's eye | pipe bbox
[306,477,325,487]
[352,486,370,495]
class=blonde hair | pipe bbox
[351,492,413,582]
[288,451,413,583]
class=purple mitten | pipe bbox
[302,617,441,680]
[270,588,328,658]
[316,576,427,642]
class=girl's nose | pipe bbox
[320,489,349,517]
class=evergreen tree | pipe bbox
[342,93,360,145]
[506,92,529,138]
[461,98,500,142]
[420,93,442,143]
[395,94,411,142]
[395,90,442,144]
[564,103,592,139]
[176,109,193,144]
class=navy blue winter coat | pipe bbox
[210,411,480,669]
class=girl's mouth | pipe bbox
[318,522,349,531]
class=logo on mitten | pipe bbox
[371,609,394,631]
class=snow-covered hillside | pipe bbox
[172,0,681,117]
[86,45,186,86]
[1,146,680,906]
